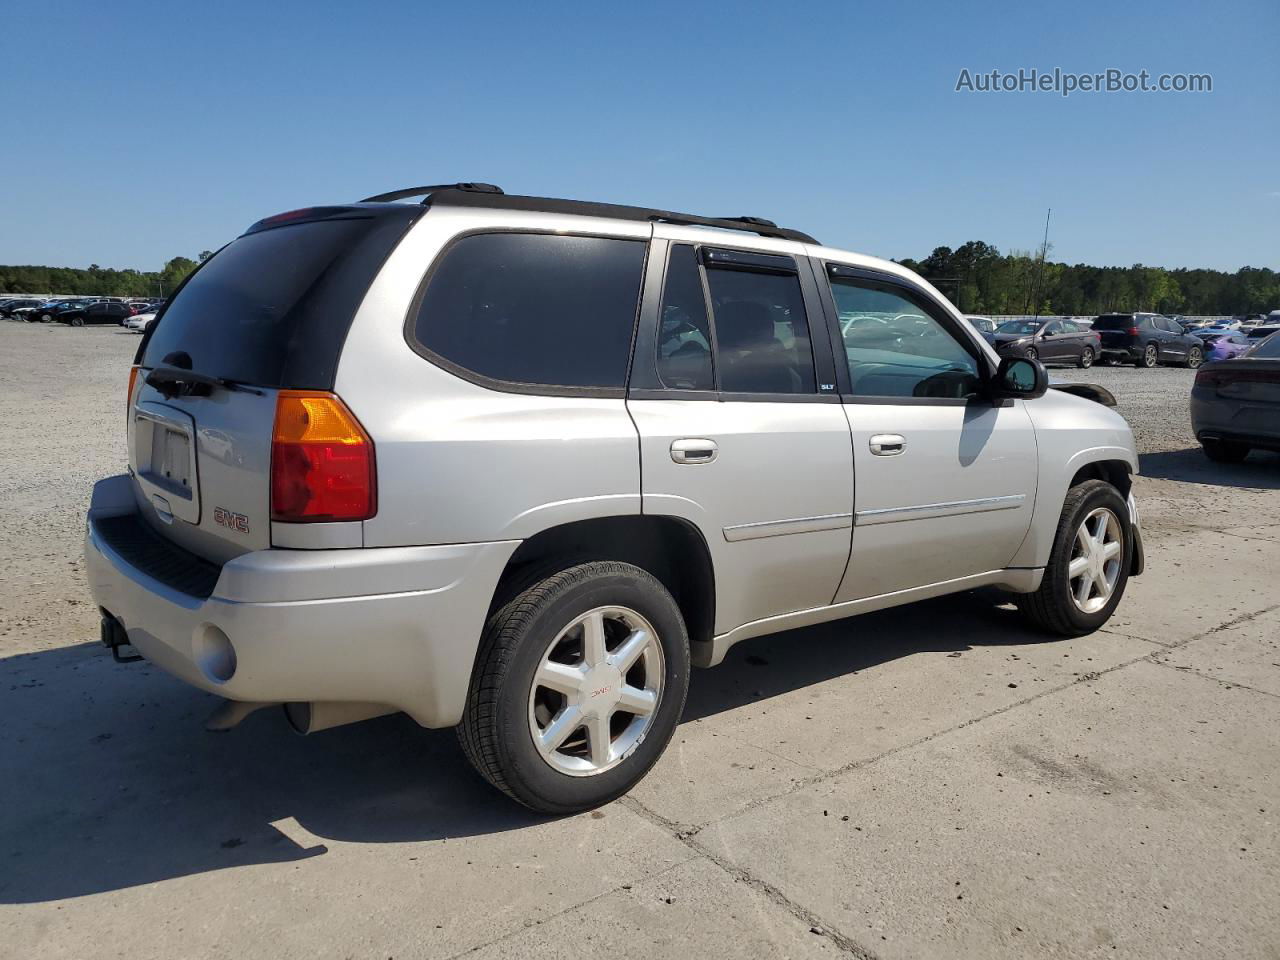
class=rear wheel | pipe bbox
[458,561,690,813]
[1201,439,1249,463]
[1017,479,1131,636]
[1077,346,1094,369]
[1185,345,1204,368]
[1136,343,1158,368]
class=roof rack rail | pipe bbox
[360,182,504,203]
[358,184,816,243]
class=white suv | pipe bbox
[85,183,1144,812]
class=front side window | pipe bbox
[411,233,646,389]
[656,244,714,391]
[704,265,816,394]
[827,275,981,399]
[1043,321,1062,336]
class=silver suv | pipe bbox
[86,183,1144,812]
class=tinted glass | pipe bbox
[1043,321,1062,335]
[1249,333,1280,358]
[412,233,645,389]
[656,244,713,390]
[829,278,981,399]
[142,215,413,388]
[997,320,1041,335]
[705,266,815,394]
[1092,315,1133,330]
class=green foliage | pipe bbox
[0,257,202,297]
[902,243,1279,315]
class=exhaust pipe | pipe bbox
[283,701,396,735]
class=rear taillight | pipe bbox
[126,365,140,411]
[1128,327,1140,336]
[270,391,375,523]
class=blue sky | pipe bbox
[2,0,1275,272]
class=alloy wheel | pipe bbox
[1143,344,1157,367]
[1067,507,1123,614]
[1080,347,1094,368]
[1025,346,1038,362]
[1188,347,1203,368]
[528,606,664,777]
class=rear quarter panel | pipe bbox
[336,208,650,548]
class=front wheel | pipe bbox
[1185,346,1203,368]
[458,561,690,813]
[1077,347,1094,369]
[1024,346,1039,363]
[1017,479,1131,636]
[70,317,84,327]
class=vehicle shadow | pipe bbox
[0,589,1044,904]
[1140,447,1280,490]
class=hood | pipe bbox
[992,334,1031,345]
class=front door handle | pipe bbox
[869,434,906,456]
[671,438,718,464]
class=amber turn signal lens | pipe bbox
[270,391,375,523]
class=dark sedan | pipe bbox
[55,301,140,326]
[1191,332,1280,462]
[990,318,1102,368]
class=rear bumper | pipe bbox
[84,475,518,727]
[1191,391,1280,451]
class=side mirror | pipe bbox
[992,356,1048,400]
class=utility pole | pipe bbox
[1030,208,1052,318]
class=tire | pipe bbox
[458,561,690,813]
[1185,346,1203,369]
[1077,347,1094,369]
[70,317,84,327]
[40,313,52,323]
[1017,479,1132,636]
[1136,343,1158,368]
[1024,346,1038,363]
[1201,439,1249,463]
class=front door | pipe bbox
[816,263,1039,601]
[627,232,854,638]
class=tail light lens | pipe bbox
[270,391,375,523]
[1128,327,1140,336]
[126,364,140,412]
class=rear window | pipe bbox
[1091,315,1134,331]
[141,212,418,389]
[409,233,646,390]
[1249,333,1280,358]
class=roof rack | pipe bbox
[357,183,817,244]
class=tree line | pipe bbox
[897,242,1278,316]
[0,253,212,299]
[3,244,1277,317]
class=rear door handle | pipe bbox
[671,439,718,464]
[869,434,906,456]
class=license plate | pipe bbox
[155,427,191,490]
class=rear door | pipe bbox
[627,231,853,636]
[815,262,1038,601]
[130,207,422,562]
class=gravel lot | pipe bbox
[2,323,1278,960]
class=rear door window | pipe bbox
[410,233,646,390]
[703,257,816,394]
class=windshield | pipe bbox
[996,320,1042,335]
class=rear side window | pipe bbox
[141,213,419,389]
[411,233,645,390]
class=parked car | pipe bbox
[990,318,1102,368]
[124,310,157,332]
[0,298,44,319]
[56,301,139,326]
[33,299,89,323]
[1092,313,1205,368]
[1191,331,1280,462]
[965,315,997,336]
[86,184,1145,813]
[1198,329,1253,361]
[1245,323,1280,342]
